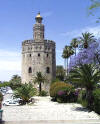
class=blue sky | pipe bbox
[0,0,100,81]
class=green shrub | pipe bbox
[39,90,48,96]
[77,90,88,107]
[50,82,71,97]
[0,92,3,102]
[14,83,37,104]
[50,82,75,103]
[0,92,3,109]
[93,89,100,114]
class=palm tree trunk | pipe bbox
[67,58,68,76]
[86,89,93,108]
[75,48,76,56]
[64,59,67,76]
[39,82,42,93]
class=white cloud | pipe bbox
[0,49,21,81]
[61,26,100,38]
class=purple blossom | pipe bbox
[57,90,65,96]
[69,41,100,71]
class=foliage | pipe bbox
[89,0,100,10]
[56,66,65,81]
[50,82,77,103]
[70,38,79,56]
[69,64,100,108]
[0,92,3,102]
[0,82,10,88]
[14,83,37,104]
[39,90,48,96]
[69,41,100,71]
[0,92,3,109]
[89,0,100,23]
[62,45,74,75]
[9,75,22,90]
[34,72,46,93]
[69,64,100,89]
[51,78,61,84]
[50,82,69,97]
[77,90,88,108]
[93,89,100,114]
[79,32,95,49]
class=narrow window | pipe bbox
[47,54,48,57]
[38,53,40,57]
[46,67,50,73]
[29,54,31,57]
[28,67,32,73]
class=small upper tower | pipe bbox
[33,12,44,42]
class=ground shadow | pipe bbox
[73,107,90,112]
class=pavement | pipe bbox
[1,120,100,124]
[2,96,100,122]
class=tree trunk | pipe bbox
[75,48,76,56]
[64,59,67,76]
[86,89,93,109]
[67,58,68,76]
[39,82,42,93]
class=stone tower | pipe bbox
[22,13,56,91]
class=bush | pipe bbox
[39,90,48,96]
[0,92,3,102]
[77,90,88,107]
[0,92,3,109]
[93,89,100,114]
[50,82,76,103]
[14,83,37,104]
[50,82,69,97]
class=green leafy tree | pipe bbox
[89,0,100,22]
[56,66,65,81]
[69,64,100,108]
[34,72,46,94]
[0,82,10,88]
[79,32,95,48]
[14,83,36,104]
[9,75,22,90]
[70,38,79,56]
[0,92,3,109]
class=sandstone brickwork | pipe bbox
[22,13,56,92]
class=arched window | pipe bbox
[46,67,50,73]
[38,53,40,57]
[28,67,32,73]
[29,54,31,57]
[47,54,48,57]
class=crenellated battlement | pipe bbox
[22,40,33,45]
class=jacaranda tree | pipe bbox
[69,40,100,108]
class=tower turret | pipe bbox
[33,12,44,42]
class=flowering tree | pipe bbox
[69,41,100,70]
[68,40,100,108]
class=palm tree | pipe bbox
[70,38,79,56]
[62,45,74,76]
[34,72,46,94]
[79,32,95,48]
[14,83,36,104]
[69,64,100,108]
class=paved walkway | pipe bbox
[2,96,100,122]
[2,120,100,124]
